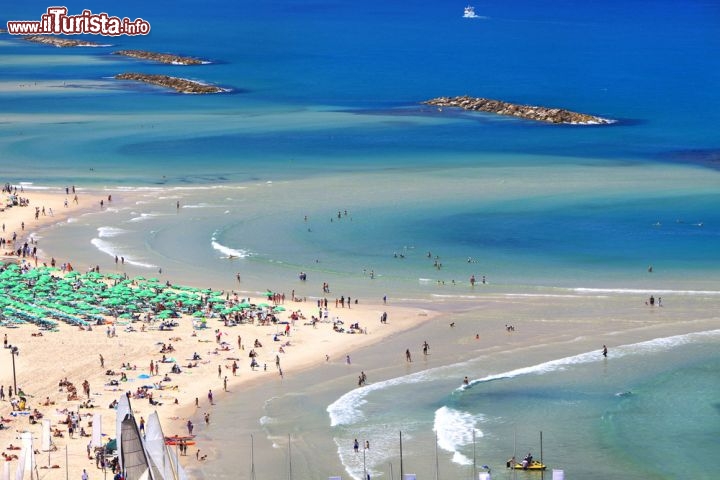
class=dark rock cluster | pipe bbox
[424,96,613,124]
[114,73,223,94]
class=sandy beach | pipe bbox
[1,186,718,480]
[0,185,438,480]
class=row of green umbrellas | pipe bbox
[0,263,285,329]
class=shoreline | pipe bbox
[0,184,440,480]
[2,184,718,480]
[198,290,720,480]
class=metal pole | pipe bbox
[399,431,403,480]
[175,442,179,480]
[251,434,256,480]
[11,348,17,393]
[363,442,367,480]
[540,431,544,480]
[472,429,476,480]
[288,434,292,480]
[434,432,439,480]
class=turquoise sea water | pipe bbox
[2,1,720,479]
[318,330,720,480]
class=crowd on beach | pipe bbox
[0,184,422,480]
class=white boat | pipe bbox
[463,5,479,18]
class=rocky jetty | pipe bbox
[114,73,224,94]
[113,50,206,65]
[424,96,613,124]
[23,35,102,47]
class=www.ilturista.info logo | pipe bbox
[6,7,151,36]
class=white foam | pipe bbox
[433,406,483,465]
[16,183,51,190]
[573,287,720,296]
[181,204,214,209]
[97,226,128,238]
[328,329,720,435]
[459,329,720,391]
[327,368,444,427]
[431,294,482,299]
[128,213,168,223]
[211,240,251,258]
[504,293,600,299]
[90,238,157,269]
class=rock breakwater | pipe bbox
[113,50,206,65]
[114,73,224,94]
[23,35,102,47]
[424,96,613,124]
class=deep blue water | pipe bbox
[3,0,720,177]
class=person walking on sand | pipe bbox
[406,349,412,362]
[208,389,214,405]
